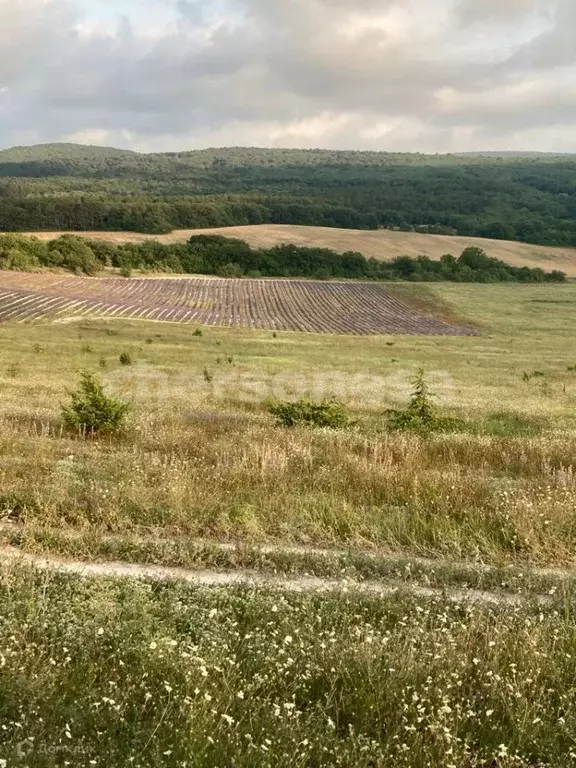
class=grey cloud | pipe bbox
[1,0,576,152]
[507,1,576,69]
[455,0,541,25]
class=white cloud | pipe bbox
[0,0,575,152]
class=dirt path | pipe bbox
[0,546,553,607]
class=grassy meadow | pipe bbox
[2,567,576,767]
[0,282,574,568]
[1,280,576,766]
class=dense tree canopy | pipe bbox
[1,145,576,246]
[0,233,566,283]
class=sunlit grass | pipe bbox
[0,283,574,568]
[2,567,576,767]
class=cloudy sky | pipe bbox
[1,0,575,153]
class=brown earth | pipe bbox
[21,224,576,277]
[0,272,475,336]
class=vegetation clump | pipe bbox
[268,397,350,429]
[61,372,129,435]
[119,352,132,366]
[0,232,566,283]
[386,369,463,434]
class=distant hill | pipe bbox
[2,143,576,249]
[0,143,137,162]
[1,143,576,172]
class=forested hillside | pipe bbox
[1,144,576,246]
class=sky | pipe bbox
[0,0,575,153]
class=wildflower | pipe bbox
[209,609,218,619]
[221,714,235,725]
[237,691,245,700]
[97,628,104,636]
[149,641,158,650]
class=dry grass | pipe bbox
[22,224,576,276]
[1,280,576,763]
[0,282,575,569]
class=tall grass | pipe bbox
[1,416,575,565]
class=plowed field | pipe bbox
[0,273,474,335]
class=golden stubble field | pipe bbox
[21,224,576,276]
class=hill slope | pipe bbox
[3,143,574,168]
[3,143,576,249]
[23,225,576,277]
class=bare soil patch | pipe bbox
[0,273,474,335]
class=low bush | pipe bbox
[119,352,132,366]
[386,369,463,434]
[61,372,130,435]
[268,398,350,428]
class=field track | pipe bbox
[0,273,473,335]
[21,224,576,277]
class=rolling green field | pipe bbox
[1,281,576,766]
[1,282,575,565]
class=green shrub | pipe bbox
[216,261,244,278]
[119,352,132,366]
[61,372,129,435]
[386,369,463,434]
[479,411,543,438]
[193,328,203,337]
[268,398,350,429]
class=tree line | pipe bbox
[2,144,576,246]
[0,233,566,283]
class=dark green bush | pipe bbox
[268,398,350,429]
[61,372,130,435]
[386,369,463,434]
[119,352,132,366]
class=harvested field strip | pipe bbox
[0,274,475,335]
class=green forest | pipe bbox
[1,144,576,246]
[0,233,565,283]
